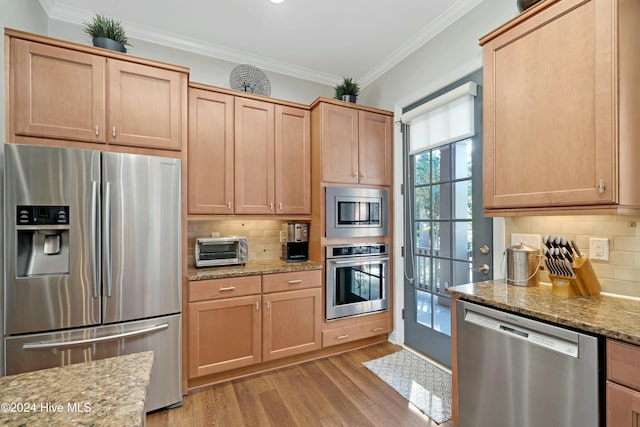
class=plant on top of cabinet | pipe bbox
[83,13,131,53]
[334,77,360,103]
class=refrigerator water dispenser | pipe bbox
[16,206,70,277]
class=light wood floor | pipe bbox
[147,341,454,427]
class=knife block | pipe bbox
[550,256,601,297]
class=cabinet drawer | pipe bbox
[189,276,261,302]
[322,317,390,347]
[608,339,640,391]
[262,270,321,293]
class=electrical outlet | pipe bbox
[589,237,609,261]
[280,231,287,243]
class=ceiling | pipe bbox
[38,0,483,87]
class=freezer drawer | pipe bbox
[457,300,600,427]
[5,314,182,412]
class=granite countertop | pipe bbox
[0,351,153,426]
[447,280,640,346]
[188,258,322,281]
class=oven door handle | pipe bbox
[329,256,390,265]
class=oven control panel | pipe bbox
[326,243,389,258]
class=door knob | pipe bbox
[471,264,491,275]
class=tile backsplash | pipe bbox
[505,215,640,298]
[188,220,287,267]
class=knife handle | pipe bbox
[571,240,583,258]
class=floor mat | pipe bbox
[363,349,452,424]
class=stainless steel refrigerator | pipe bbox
[3,144,182,412]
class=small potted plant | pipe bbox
[334,77,360,103]
[83,13,131,53]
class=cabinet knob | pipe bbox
[269,202,274,211]
[279,202,283,211]
[256,301,260,311]
[598,179,605,194]
[112,126,116,137]
[336,334,349,340]
[95,125,99,136]
[227,202,232,210]
[288,279,302,285]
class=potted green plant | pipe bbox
[334,77,360,103]
[83,13,131,53]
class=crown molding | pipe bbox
[358,0,484,88]
[40,0,482,89]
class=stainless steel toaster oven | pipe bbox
[195,236,248,267]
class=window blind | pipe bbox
[402,81,477,154]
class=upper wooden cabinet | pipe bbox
[481,0,640,215]
[12,39,106,143]
[188,88,235,214]
[235,98,276,214]
[187,84,311,216]
[107,59,184,151]
[9,33,187,153]
[312,100,392,186]
[275,105,311,214]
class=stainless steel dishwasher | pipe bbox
[456,300,601,427]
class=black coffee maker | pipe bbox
[281,222,309,262]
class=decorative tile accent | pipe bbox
[363,349,452,424]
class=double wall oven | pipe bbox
[324,187,390,320]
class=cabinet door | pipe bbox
[188,88,235,214]
[12,39,106,143]
[188,295,261,378]
[320,103,359,184]
[483,0,615,209]
[358,110,392,186]
[108,59,184,151]
[607,382,640,427]
[275,105,311,214]
[262,288,321,361]
[235,98,275,214]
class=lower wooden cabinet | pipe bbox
[607,381,640,427]
[263,287,322,361]
[607,339,640,426]
[187,270,322,380]
[322,317,391,347]
[188,294,261,378]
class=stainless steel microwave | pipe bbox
[325,187,388,238]
[195,236,248,267]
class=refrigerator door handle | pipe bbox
[21,323,169,350]
[90,180,100,298]
[104,181,113,297]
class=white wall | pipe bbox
[359,0,518,346]
[1,0,49,142]
[47,20,333,105]
[1,0,49,378]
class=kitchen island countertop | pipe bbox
[447,280,640,346]
[188,259,322,281]
[0,351,153,426]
